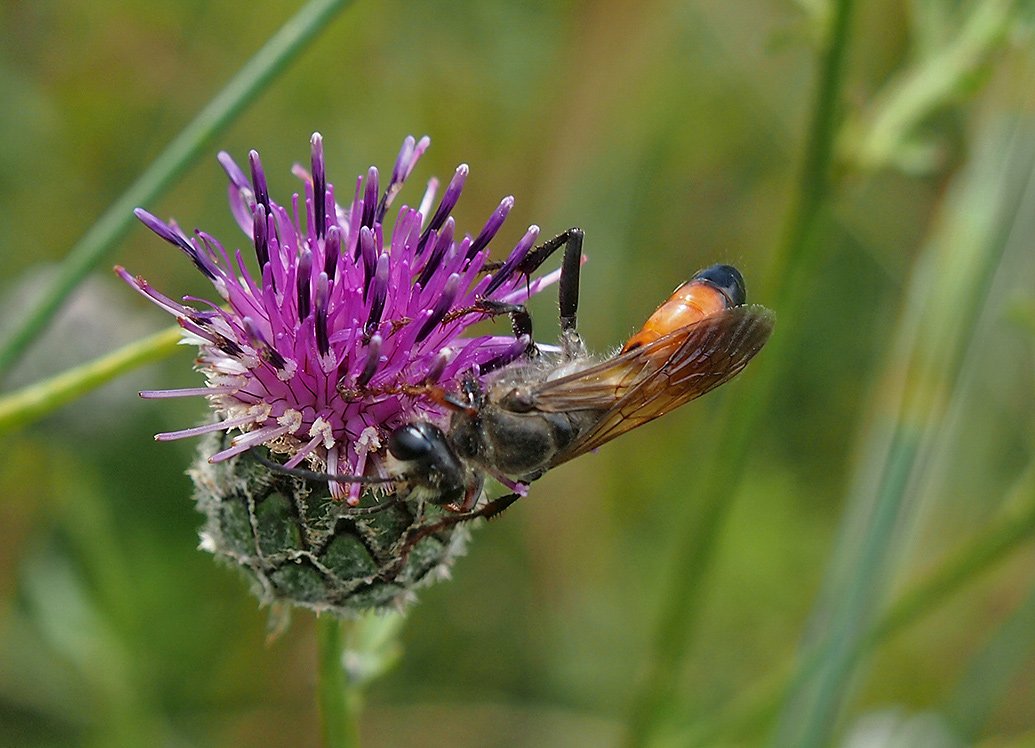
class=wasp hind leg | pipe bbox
[381,493,522,581]
[518,227,585,358]
[483,227,585,358]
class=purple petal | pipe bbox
[249,150,270,211]
[297,249,313,321]
[311,132,326,237]
[483,224,540,296]
[468,195,514,259]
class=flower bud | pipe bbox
[190,433,469,615]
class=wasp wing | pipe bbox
[530,304,774,466]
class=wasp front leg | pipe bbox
[476,299,536,351]
[451,298,530,339]
[441,298,538,364]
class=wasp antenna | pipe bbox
[337,499,403,517]
[249,450,395,485]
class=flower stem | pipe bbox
[317,611,405,748]
[318,617,361,748]
[0,325,181,434]
[773,0,857,293]
[0,0,356,382]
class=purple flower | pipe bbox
[119,133,558,504]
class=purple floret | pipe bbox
[118,133,555,503]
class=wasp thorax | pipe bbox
[497,386,536,412]
[190,432,470,616]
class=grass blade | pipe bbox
[0,0,356,381]
[771,110,1035,747]
[0,326,180,434]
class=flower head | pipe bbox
[119,134,556,504]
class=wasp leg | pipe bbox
[558,229,584,357]
[476,299,537,359]
[381,493,522,580]
[519,228,585,357]
[416,491,521,543]
[475,299,532,338]
[556,229,583,338]
[443,299,531,337]
[516,228,583,330]
[442,298,537,359]
[482,227,585,356]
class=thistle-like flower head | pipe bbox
[119,134,555,504]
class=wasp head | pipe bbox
[387,422,468,506]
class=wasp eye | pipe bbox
[692,264,746,307]
[388,422,441,461]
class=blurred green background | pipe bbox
[3,1,1035,746]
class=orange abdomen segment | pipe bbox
[621,281,731,352]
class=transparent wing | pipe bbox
[530,304,774,466]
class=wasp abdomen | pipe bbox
[622,264,746,352]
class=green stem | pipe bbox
[777,0,855,285]
[774,427,920,748]
[318,616,361,748]
[0,326,181,434]
[622,1,856,745]
[0,0,356,382]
